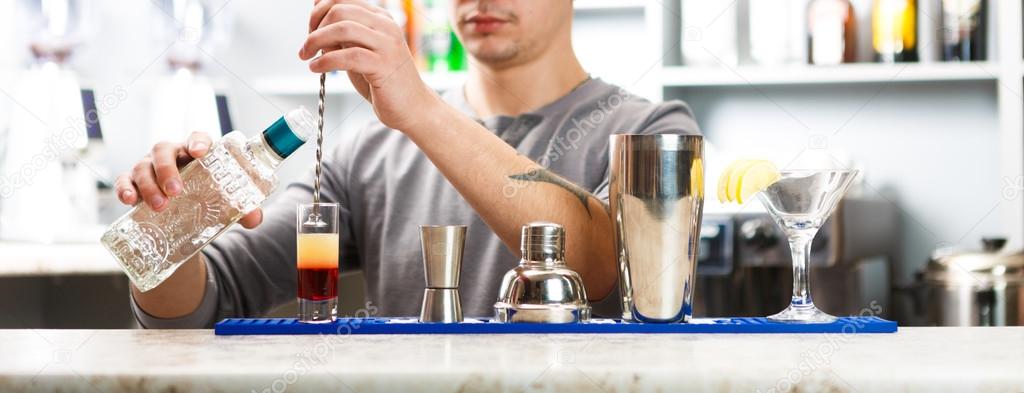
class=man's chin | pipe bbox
[465,42,520,65]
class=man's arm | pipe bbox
[300,0,622,298]
[406,103,619,300]
[131,253,207,319]
[115,131,260,321]
[120,128,359,326]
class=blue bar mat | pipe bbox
[215,316,897,335]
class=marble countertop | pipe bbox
[2,327,1022,392]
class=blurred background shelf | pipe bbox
[260,62,1000,97]
[254,72,468,96]
[573,0,647,12]
[663,62,1000,87]
[0,242,120,277]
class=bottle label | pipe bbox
[873,0,916,54]
[943,0,982,43]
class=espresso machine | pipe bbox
[694,198,900,318]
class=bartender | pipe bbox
[113,0,700,327]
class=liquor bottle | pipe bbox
[873,0,918,62]
[423,0,450,72]
[403,0,426,70]
[422,0,466,72]
[101,108,316,292]
[748,0,806,65]
[447,30,467,71]
[807,0,857,65]
[682,0,738,67]
[941,0,986,61]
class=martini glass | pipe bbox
[757,169,859,323]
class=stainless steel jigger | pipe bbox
[418,225,467,323]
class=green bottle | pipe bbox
[447,30,466,71]
[423,0,466,72]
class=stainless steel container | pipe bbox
[418,225,467,323]
[494,222,591,323]
[609,134,704,323]
[925,239,1024,326]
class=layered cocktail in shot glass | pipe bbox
[296,203,340,323]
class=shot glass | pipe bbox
[296,203,339,323]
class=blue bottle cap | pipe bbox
[263,107,315,158]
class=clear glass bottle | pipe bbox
[101,107,315,292]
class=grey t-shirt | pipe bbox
[131,78,701,328]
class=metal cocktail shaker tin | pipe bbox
[494,222,591,323]
[609,134,704,323]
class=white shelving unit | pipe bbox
[662,62,1000,87]
[997,0,1024,249]
[255,72,467,96]
[0,242,120,277]
[259,7,1005,96]
[573,0,646,12]
[648,0,1024,252]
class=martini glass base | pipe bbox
[768,304,837,323]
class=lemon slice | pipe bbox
[716,161,738,203]
[735,161,781,204]
[725,160,759,203]
[717,160,750,203]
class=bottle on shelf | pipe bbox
[941,0,987,61]
[422,0,466,72]
[748,0,806,66]
[681,0,739,67]
[807,0,857,65]
[446,31,467,71]
[872,0,918,63]
[101,108,316,292]
[398,0,426,70]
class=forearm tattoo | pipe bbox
[508,168,595,217]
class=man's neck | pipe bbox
[464,50,588,119]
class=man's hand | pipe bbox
[299,0,442,132]
[113,131,263,229]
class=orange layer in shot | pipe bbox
[297,233,340,269]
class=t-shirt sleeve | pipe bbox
[130,256,220,328]
[130,129,363,329]
[592,99,702,202]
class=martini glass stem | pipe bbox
[789,234,814,307]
